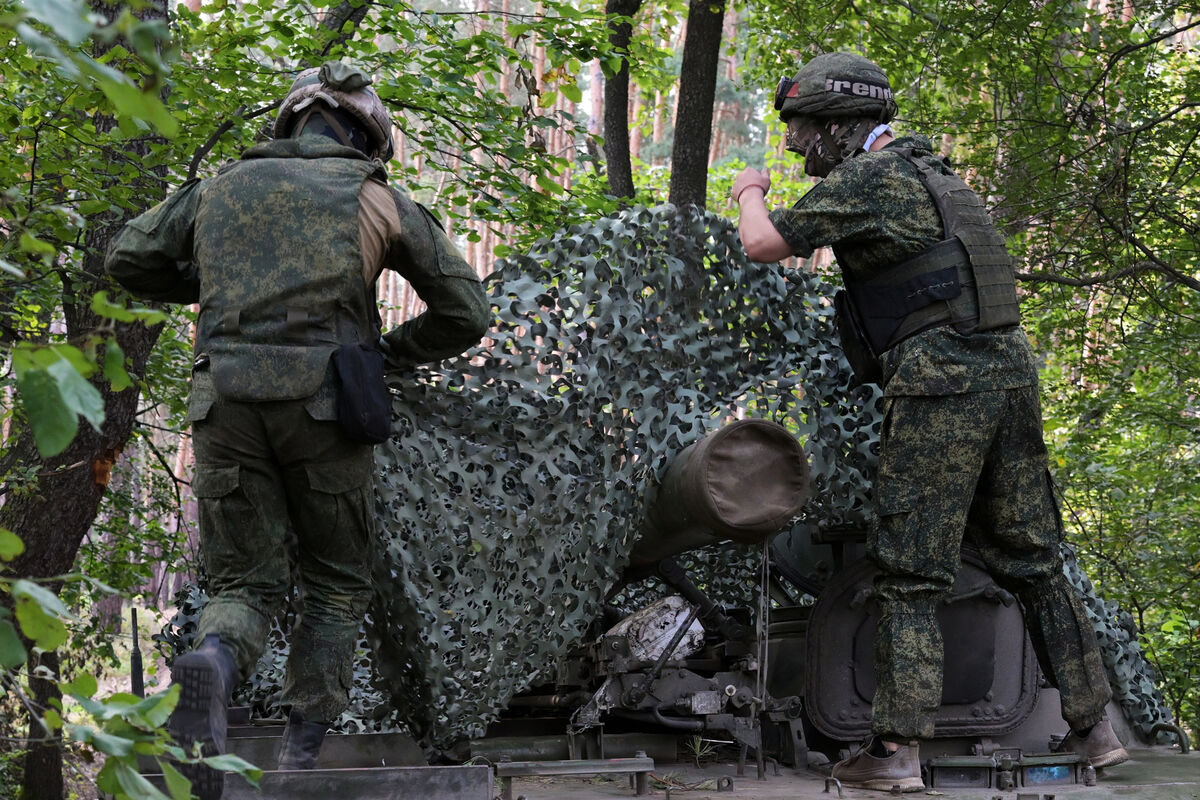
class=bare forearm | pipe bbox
[736,189,794,263]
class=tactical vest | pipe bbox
[193,142,385,401]
[843,147,1020,355]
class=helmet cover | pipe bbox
[776,52,897,124]
[275,61,395,161]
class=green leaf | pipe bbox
[11,578,72,652]
[0,528,25,561]
[91,290,137,322]
[535,174,563,195]
[19,231,57,257]
[103,340,133,391]
[15,368,78,457]
[13,579,73,619]
[561,82,582,104]
[160,759,193,800]
[68,723,136,757]
[0,620,27,670]
[77,198,111,215]
[43,708,65,731]
[129,689,178,728]
[95,77,179,138]
[92,291,168,325]
[13,590,69,651]
[106,758,170,800]
[62,672,99,698]
[14,23,81,81]
[202,752,263,784]
[24,0,94,46]
[48,357,105,431]
[0,257,26,278]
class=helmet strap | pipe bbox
[802,118,876,177]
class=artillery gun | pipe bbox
[477,415,1184,793]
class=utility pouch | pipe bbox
[331,342,391,444]
[834,289,882,386]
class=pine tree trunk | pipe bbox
[668,0,725,209]
[603,0,644,200]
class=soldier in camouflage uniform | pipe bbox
[106,62,490,798]
[731,53,1126,792]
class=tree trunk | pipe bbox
[603,0,644,201]
[2,0,174,791]
[667,0,725,209]
[4,204,165,800]
[18,650,62,800]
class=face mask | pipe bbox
[786,117,875,178]
[786,118,841,177]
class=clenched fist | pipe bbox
[732,167,771,204]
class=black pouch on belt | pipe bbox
[833,289,882,386]
[331,342,391,444]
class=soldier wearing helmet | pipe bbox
[106,61,490,798]
[730,52,1126,792]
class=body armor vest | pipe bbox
[844,147,1020,355]
[193,144,385,401]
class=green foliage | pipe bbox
[2,0,177,458]
[0,529,262,799]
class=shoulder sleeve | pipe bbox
[104,178,204,304]
[378,188,491,368]
[767,156,901,257]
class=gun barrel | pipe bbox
[628,418,809,569]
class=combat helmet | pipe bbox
[774,52,897,123]
[274,61,395,161]
[774,53,897,177]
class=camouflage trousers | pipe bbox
[191,394,377,722]
[867,386,1111,740]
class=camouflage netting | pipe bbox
[1060,544,1176,743]
[366,203,883,749]
[156,202,1173,750]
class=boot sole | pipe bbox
[167,655,227,800]
[840,777,925,792]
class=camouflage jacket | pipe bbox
[105,137,490,418]
[769,134,1037,396]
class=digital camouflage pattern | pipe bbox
[192,138,384,403]
[771,135,1036,396]
[107,134,489,725]
[106,135,489,417]
[870,388,1110,738]
[191,392,377,722]
[769,131,1111,741]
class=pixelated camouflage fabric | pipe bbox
[769,135,1037,395]
[153,202,1172,749]
[366,204,884,748]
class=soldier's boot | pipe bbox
[167,634,240,800]
[1057,718,1129,768]
[277,709,329,770]
[831,737,925,793]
